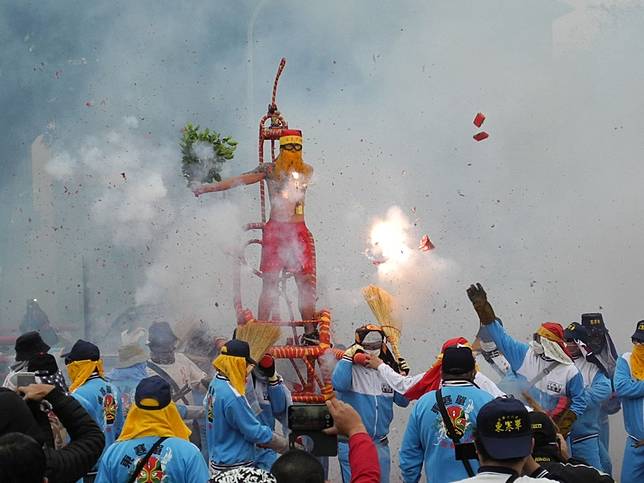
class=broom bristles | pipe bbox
[361,285,402,331]
[236,321,282,362]
[362,285,403,360]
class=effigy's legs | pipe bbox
[295,272,316,333]
[258,273,280,321]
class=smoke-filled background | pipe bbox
[1,0,643,479]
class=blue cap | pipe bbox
[632,320,644,343]
[62,339,100,363]
[442,346,475,375]
[135,376,172,410]
[477,397,532,460]
[564,322,589,343]
[221,339,256,365]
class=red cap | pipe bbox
[259,354,274,368]
[279,129,303,145]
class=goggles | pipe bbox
[281,143,302,152]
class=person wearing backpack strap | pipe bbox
[95,376,208,483]
[466,283,586,436]
[453,398,558,482]
[399,346,494,482]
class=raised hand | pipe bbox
[467,282,497,325]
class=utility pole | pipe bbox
[82,256,91,339]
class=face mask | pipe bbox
[365,348,381,357]
[530,340,545,355]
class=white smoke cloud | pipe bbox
[45,151,77,180]
[5,1,644,475]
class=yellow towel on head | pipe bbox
[117,401,191,442]
[67,359,105,392]
[213,354,248,395]
[631,344,644,381]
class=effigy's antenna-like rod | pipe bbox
[271,58,286,108]
[258,58,288,223]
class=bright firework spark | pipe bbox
[365,206,413,276]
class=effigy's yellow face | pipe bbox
[274,145,307,179]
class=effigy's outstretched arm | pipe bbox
[193,171,265,197]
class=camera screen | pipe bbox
[16,372,36,387]
[288,404,333,432]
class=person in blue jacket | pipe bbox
[563,322,611,470]
[332,324,409,483]
[95,375,209,483]
[614,320,644,483]
[250,353,291,471]
[467,283,586,437]
[399,346,494,482]
[107,329,149,417]
[582,312,620,475]
[63,339,124,482]
[204,339,288,477]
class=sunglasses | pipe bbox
[281,143,302,151]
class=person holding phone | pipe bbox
[1,383,105,482]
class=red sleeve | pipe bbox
[348,432,381,483]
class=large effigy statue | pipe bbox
[193,129,318,344]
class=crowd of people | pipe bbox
[0,283,642,482]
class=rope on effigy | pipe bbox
[257,58,288,224]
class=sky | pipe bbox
[1,0,643,479]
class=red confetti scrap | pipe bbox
[419,234,435,251]
[473,131,489,142]
[85,101,92,107]
[473,112,486,127]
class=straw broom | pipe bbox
[235,321,282,363]
[362,285,403,360]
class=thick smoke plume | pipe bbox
[3,1,644,477]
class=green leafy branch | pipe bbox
[180,122,237,185]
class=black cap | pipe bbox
[62,339,100,363]
[632,321,644,343]
[564,322,589,344]
[135,376,172,410]
[442,346,475,375]
[477,397,532,460]
[148,321,179,347]
[14,331,50,361]
[529,412,558,448]
[221,339,256,365]
[581,313,606,334]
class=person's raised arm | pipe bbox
[615,355,644,398]
[193,169,266,196]
[467,283,528,370]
